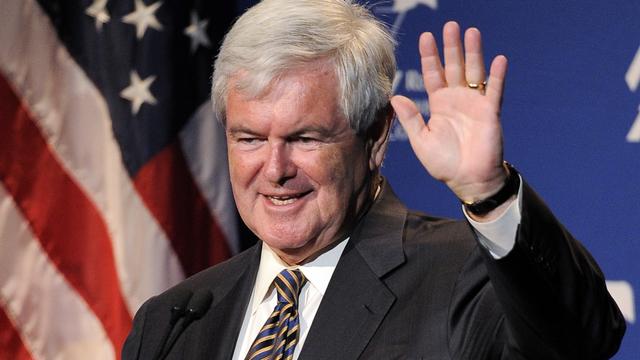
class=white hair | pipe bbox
[211,0,396,135]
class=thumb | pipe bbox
[390,95,427,140]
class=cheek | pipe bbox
[328,145,367,182]
[228,149,261,186]
[298,147,365,197]
[227,150,264,217]
[296,151,341,185]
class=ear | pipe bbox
[367,103,394,172]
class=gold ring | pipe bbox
[467,81,487,92]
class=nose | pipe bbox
[264,141,296,185]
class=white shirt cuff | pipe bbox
[463,175,523,259]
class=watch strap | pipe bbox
[463,162,520,216]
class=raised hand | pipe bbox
[391,21,509,205]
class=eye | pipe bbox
[237,137,262,144]
[291,135,321,150]
[298,136,316,143]
[235,136,266,149]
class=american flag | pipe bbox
[0,0,243,358]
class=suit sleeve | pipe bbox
[121,297,153,360]
[453,181,626,359]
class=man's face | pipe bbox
[225,64,377,264]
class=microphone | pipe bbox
[158,289,213,360]
[152,289,193,360]
[183,289,214,323]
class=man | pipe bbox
[122,0,626,359]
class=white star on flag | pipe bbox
[85,0,110,31]
[392,0,438,12]
[122,0,163,39]
[184,11,211,53]
[120,71,157,115]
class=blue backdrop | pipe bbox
[368,0,639,358]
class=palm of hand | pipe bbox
[391,22,508,202]
[420,87,502,195]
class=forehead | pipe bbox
[225,64,349,133]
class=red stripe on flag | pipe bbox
[0,306,33,360]
[134,141,231,276]
[0,75,131,355]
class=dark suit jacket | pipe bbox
[122,181,625,359]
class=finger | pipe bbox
[391,95,428,139]
[419,32,446,94]
[485,55,508,108]
[442,21,466,87]
[464,27,486,86]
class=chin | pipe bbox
[261,228,319,254]
[261,232,310,251]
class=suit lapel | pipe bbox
[299,182,408,359]
[189,244,262,359]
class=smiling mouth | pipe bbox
[265,191,312,206]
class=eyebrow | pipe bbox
[289,126,335,138]
[226,125,260,136]
[227,124,337,138]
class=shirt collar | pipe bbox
[250,238,349,315]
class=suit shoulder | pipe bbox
[404,210,476,249]
[148,245,259,308]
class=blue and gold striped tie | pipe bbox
[245,269,307,360]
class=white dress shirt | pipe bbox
[464,175,524,259]
[232,177,524,359]
[232,238,349,360]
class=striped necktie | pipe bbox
[245,269,307,360]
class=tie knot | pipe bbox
[274,269,306,305]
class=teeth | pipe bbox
[267,195,298,205]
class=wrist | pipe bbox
[461,162,520,216]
